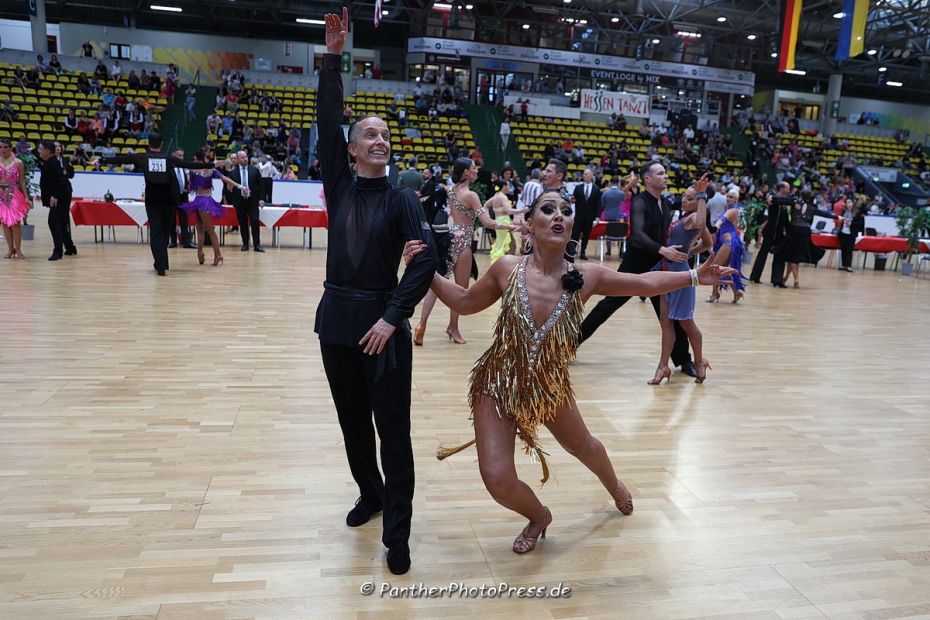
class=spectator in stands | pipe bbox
[93,61,108,81]
[76,73,91,95]
[89,76,102,95]
[0,103,15,123]
[150,73,162,94]
[15,136,30,156]
[520,99,528,122]
[127,70,140,88]
[81,41,95,58]
[110,60,122,80]
[225,91,239,113]
[308,158,321,181]
[35,55,48,74]
[139,70,151,89]
[160,76,175,102]
[24,68,39,89]
[499,119,511,151]
[47,53,62,74]
[128,108,145,137]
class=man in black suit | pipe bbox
[571,167,601,260]
[167,147,195,249]
[230,150,263,252]
[419,167,439,222]
[579,161,696,376]
[749,181,791,287]
[37,140,76,261]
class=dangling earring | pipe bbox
[565,239,581,257]
[522,233,534,255]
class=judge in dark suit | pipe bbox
[37,141,76,261]
[570,167,601,260]
[229,150,263,252]
[168,147,196,248]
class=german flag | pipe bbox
[778,0,803,72]
[836,0,869,61]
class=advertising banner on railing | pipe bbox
[579,89,650,118]
[407,37,755,87]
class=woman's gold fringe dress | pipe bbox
[437,256,584,483]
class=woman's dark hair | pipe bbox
[0,137,12,146]
[526,187,571,219]
[450,157,474,183]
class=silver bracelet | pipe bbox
[689,268,698,287]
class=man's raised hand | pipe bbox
[325,7,349,54]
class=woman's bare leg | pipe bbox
[200,213,221,263]
[474,396,549,534]
[2,225,13,257]
[679,318,702,364]
[545,397,632,513]
[649,295,675,384]
[12,224,22,256]
[418,290,439,330]
[447,246,472,341]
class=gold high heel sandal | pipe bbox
[512,507,551,555]
[445,327,466,345]
[705,292,720,303]
[213,254,224,266]
[695,358,712,384]
[647,366,671,385]
[732,290,744,304]
[413,323,425,346]
[198,250,205,265]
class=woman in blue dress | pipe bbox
[648,175,715,385]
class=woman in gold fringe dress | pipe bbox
[402,187,734,555]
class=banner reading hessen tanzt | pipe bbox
[579,89,650,118]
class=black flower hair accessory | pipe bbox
[561,269,584,293]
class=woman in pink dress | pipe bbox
[0,138,31,259]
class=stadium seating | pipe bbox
[0,62,166,168]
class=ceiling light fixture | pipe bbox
[717,16,726,22]
[833,11,845,18]
[150,4,182,11]
[867,49,877,55]
[295,17,325,24]
[522,23,530,29]
[887,80,903,87]
[611,16,620,22]
[747,34,757,40]
[785,69,806,75]
[878,66,887,72]
[651,38,660,44]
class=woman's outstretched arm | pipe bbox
[402,241,511,315]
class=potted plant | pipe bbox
[18,151,41,242]
[894,205,930,276]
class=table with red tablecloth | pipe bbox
[811,233,930,270]
[70,200,328,248]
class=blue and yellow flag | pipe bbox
[836,0,869,61]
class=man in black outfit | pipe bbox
[749,181,791,287]
[230,150,263,252]
[571,167,601,260]
[579,161,696,376]
[100,133,213,275]
[167,147,195,249]
[316,8,436,576]
[38,141,77,261]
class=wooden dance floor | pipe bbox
[2,222,929,619]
